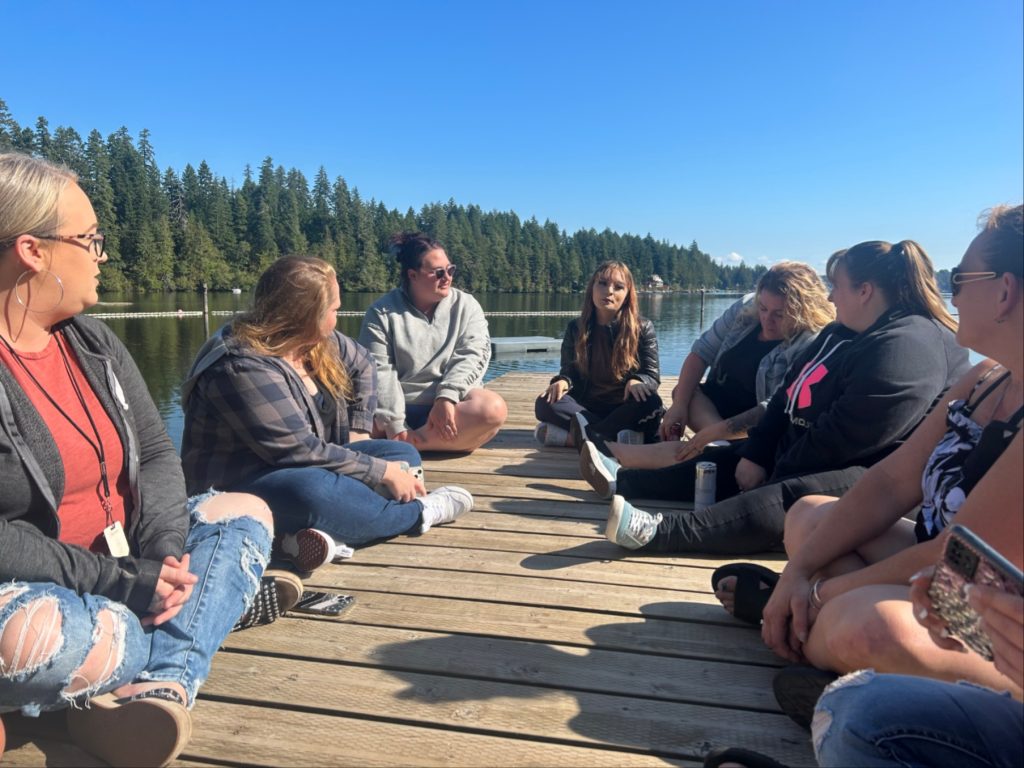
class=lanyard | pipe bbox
[0,331,113,523]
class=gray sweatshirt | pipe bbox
[358,287,491,437]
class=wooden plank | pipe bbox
[306,563,775,638]
[327,541,778,595]
[186,700,689,767]
[200,654,814,766]
[223,619,783,711]
[233,589,780,665]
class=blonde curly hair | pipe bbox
[754,260,835,340]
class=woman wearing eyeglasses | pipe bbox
[358,231,507,452]
[0,153,275,766]
[747,205,1023,727]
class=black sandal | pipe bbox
[710,563,779,626]
[772,664,839,730]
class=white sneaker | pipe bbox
[580,440,619,499]
[420,486,474,533]
[605,495,662,550]
[278,528,335,571]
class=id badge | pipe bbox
[103,521,130,557]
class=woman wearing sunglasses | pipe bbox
[746,205,1023,727]
[181,256,475,564]
[358,231,507,452]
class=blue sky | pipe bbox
[2,0,1021,272]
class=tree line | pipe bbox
[1,99,765,294]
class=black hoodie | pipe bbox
[740,309,971,480]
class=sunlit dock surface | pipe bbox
[4,373,814,767]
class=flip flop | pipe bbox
[704,746,790,768]
[710,563,780,626]
[772,664,839,730]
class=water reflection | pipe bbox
[91,291,745,450]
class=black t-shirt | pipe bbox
[700,326,781,418]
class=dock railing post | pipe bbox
[202,282,210,337]
[699,287,706,329]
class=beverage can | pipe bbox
[694,461,717,511]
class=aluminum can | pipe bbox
[694,461,717,511]
[616,429,644,445]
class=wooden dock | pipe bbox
[3,373,814,767]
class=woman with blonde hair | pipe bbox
[181,256,474,563]
[535,260,663,446]
[0,152,274,766]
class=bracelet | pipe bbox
[810,578,825,610]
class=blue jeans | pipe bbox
[233,439,426,546]
[814,671,1024,768]
[0,495,271,716]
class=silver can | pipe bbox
[694,461,717,511]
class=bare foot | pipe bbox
[715,575,738,616]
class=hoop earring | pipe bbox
[14,269,65,314]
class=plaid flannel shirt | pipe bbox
[180,327,385,495]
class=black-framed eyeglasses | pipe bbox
[35,232,106,260]
[423,264,456,280]
[950,267,998,296]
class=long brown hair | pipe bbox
[232,256,351,399]
[575,261,640,381]
[826,240,956,332]
[755,261,835,340]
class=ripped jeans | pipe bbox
[814,670,1024,768]
[0,495,271,717]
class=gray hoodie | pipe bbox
[358,287,491,437]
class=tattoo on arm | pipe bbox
[725,405,765,436]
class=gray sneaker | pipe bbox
[420,486,474,533]
[580,440,619,499]
[605,495,662,550]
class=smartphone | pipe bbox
[927,524,1024,660]
[290,590,356,616]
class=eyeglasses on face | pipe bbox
[36,232,106,260]
[423,264,456,280]
[950,267,998,296]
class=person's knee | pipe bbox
[0,596,63,678]
[199,492,274,534]
[480,391,508,426]
[63,608,124,696]
[783,496,834,554]
[811,596,893,671]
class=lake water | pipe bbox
[89,290,746,450]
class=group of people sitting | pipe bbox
[553,213,1022,767]
[0,154,508,765]
[0,149,1020,768]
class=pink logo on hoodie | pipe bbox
[786,364,829,409]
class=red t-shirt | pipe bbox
[0,334,128,552]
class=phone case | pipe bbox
[292,591,356,616]
[927,525,1024,660]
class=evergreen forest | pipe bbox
[2,99,770,294]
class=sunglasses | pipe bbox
[950,267,998,296]
[36,232,106,260]
[422,264,456,280]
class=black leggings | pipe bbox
[534,392,664,442]
[617,446,866,555]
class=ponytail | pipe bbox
[827,239,956,332]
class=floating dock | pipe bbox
[491,336,562,356]
[3,373,812,767]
